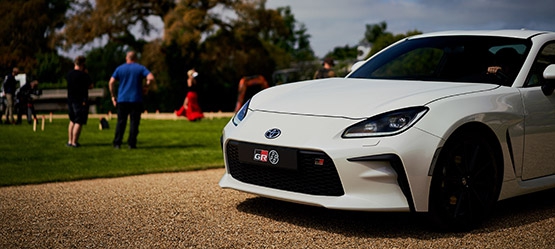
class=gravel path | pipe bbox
[2,168,555,248]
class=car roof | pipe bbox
[411,29,553,40]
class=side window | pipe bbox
[525,42,555,87]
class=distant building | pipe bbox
[357,43,372,61]
[15,73,26,87]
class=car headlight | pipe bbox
[232,99,251,126]
[342,107,428,138]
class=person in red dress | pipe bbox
[176,69,204,121]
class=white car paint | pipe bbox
[219,30,555,230]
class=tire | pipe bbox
[428,130,502,231]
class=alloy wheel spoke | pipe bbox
[453,188,469,218]
[464,143,481,174]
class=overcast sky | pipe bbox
[265,0,555,57]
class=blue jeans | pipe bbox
[113,102,143,147]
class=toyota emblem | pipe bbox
[264,128,281,139]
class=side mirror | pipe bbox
[350,61,366,73]
[543,64,555,80]
[542,65,555,96]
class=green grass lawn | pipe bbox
[0,117,229,186]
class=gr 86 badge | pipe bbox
[253,149,279,165]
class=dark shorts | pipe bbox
[68,101,89,124]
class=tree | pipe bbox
[362,22,422,59]
[292,23,314,62]
[0,0,72,75]
[84,43,128,84]
[322,45,358,77]
[159,0,236,111]
[60,0,175,51]
[363,21,388,44]
[159,0,315,111]
[59,0,314,112]
[34,52,73,85]
[252,6,314,64]
[326,45,358,61]
[322,22,422,77]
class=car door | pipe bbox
[521,42,555,180]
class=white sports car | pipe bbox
[219,30,555,230]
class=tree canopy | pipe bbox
[60,0,175,51]
[362,22,422,58]
[0,0,72,75]
[0,0,421,112]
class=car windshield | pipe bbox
[348,36,531,86]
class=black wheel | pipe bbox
[428,130,502,231]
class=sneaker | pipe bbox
[113,144,121,149]
[67,143,80,148]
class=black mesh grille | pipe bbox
[226,140,344,196]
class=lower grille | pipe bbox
[226,140,344,196]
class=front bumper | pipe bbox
[219,111,442,212]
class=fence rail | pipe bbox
[33,88,105,113]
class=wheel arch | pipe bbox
[430,122,504,176]
[426,121,505,230]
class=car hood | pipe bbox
[249,78,500,119]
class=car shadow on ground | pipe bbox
[235,188,555,238]
[486,188,555,229]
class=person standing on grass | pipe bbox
[0,79,6,124]
[16,79,42,125]
[108,51,154,149]
[66,56,92,148]
[3,67,19,124]
[313,57,336,79]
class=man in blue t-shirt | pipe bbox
[108,51,155,149]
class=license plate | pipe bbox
[237,143,297,170]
